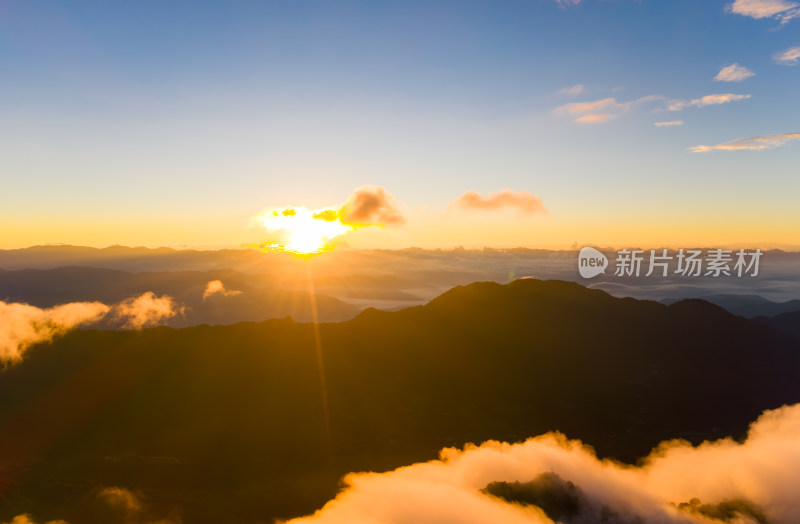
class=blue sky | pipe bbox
[1,0,798,248]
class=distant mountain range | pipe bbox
[0,266,358,324]
[660,293,800,318]
[0,279,797,523]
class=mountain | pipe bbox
[754,311,800,340]
[0,279,797,523]
[660,293,800,318]
[0,266,359,324]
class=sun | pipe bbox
[254,207,353,254]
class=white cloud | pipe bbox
[654,120,684,127]
[286,403,800,524]
[558,84,584,97]
[689,132,800,152]
[668,93,751,111]
[774,46,800,64]
[714,63,755,82]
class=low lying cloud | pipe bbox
[285,403,800,524]
[654,120,684,127]
[202,280,242,300]
[774,46,800,64]
[0,301,110,364]
[714,63,755,82]
[0,293,185,363]
[668,93,751,111]
[726,0,800,23]
[689,132,800,152]
[451,189,547,216]
[558,84,584,97]
[111,292,184,330]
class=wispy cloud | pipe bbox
[726,0,800,23]
[714,63,755,81]
[0,301,110,364]
[558,84,584,97]
[654,120,684,127]
[555,0,582,7]
[451,189,547,216]
[554,95,664,123]
[689,132,800,152]
[286,403,800,524]
[774,46,800,64]
[668,93,751,111]
[203,280,242,300]
[575,113,616,124]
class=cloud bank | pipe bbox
[451,190,547,216]
[714,63,755,82]
[690,132,800,152]
[202,280,242,300]
[285,403,800,524]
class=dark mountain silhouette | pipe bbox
[660,294,800,318]
[0,266,358,324]
[0,279,797,523]
[754,311,800,340]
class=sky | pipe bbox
[1,0,798,250]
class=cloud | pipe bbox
[774,46,800,64]
[726,0,800,23]
[654,120,684,127]
[668,93,751,111]
[714,63,755,82]
[111,292,184,330]
[202,280,242,300]
[554,95,664,123]
[689,132,800,152]
[555,0,582,7]
[574,113,615,124]
[558,84,584,97]
[337,185,406,228]
[285,403,800,524]
[451,189,547,216]
[0,300,110,364]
